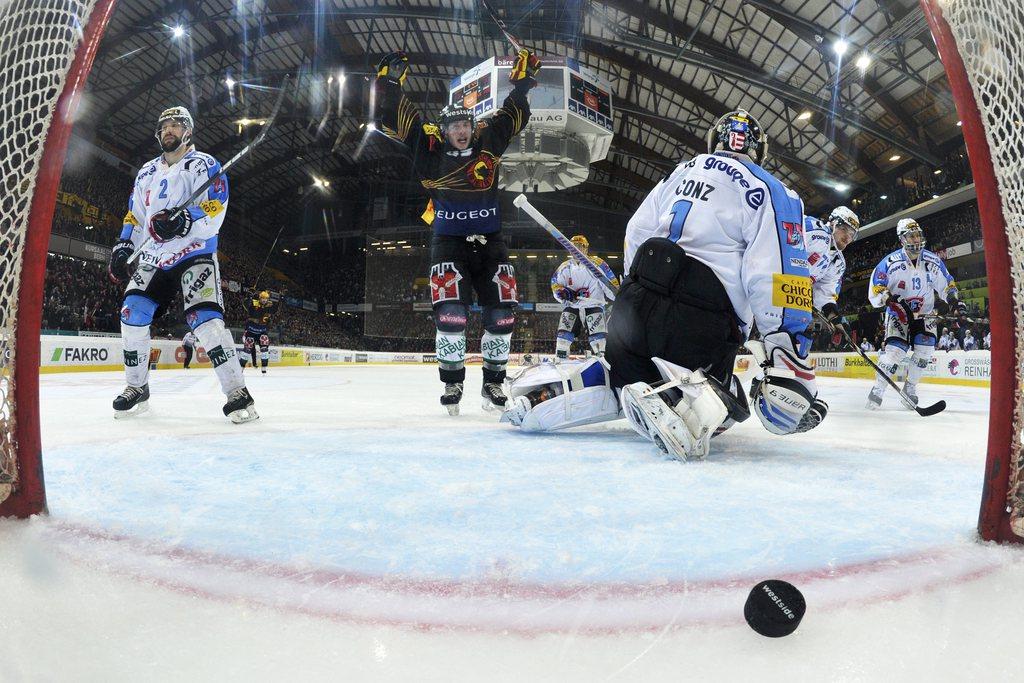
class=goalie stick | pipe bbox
[128,75,293,264]
[512,193,618,300]
[814,309,946,416]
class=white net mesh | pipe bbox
[0,0,99,502]
[937,0,1024,535]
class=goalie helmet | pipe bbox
[154,106,194,149]
[896,218,926,259]
[707,110,769,165]
[570,234,590,255]
[437,104,475,131]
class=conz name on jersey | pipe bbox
[675,179,715,201]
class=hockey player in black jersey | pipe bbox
[241,291,275,374]
[375,48,539,415]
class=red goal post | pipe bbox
[0,0,117,517]
[920,0,1023,542]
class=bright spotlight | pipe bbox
[855,54,871,71]
[880,195,888,200]
[225,77,236,89]
[172,25,185,39]
[366,122,377,132]
[889,154,901,161]
[796,111,812,121]
[833,39,849,57]
[833,183,849,193]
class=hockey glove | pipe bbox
[376,51,410,86]
[821,302,851,338]
[149,207,194,242]
[748,331,822,436]
[885,293,915,325]
[947,296,969,316]
[508,48,541,85]
[108,239,134,284]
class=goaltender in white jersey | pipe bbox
[504,110,826,460]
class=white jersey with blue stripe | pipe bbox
[868,248,958,315]
[624,152,812,344]
[803,215,846,311]
[120,149,229,269]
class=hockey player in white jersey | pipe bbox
[181,330,198,369]
[804,206,860,331]
[107,106,256,422]
[866,218,965,408]
[503,111,826,460]
[550,235,619,359]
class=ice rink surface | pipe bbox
[3,363,1023,681]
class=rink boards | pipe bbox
[37,334,992,386]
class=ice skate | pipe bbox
[441,382,463,416]
[481,381,508,411]
[223,387,258,423]
[866,386,884,410]
[113,384,150,419]
[902,381,919,408]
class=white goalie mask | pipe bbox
[896,218,926,259]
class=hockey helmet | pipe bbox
[437,104,475,131]
[155,106,194,149]
[570,234,590,255]
[707,110,769,165]
[896,218,926,258]
[828,206,860,236]
[258,290,270,303]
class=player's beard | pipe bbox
[160,133,184,153]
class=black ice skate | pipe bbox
[441,382,463,416]
[481,382,507,412]
[223,387,259,423]
[113,384,150,419]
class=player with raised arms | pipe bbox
[241,290,275,374]
[108,106,256,423]
[866,218,965,408]
[504,111,826,460]
[550,235,619,360]
[374,47,540,415]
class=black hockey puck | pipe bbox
[744,579,805,637]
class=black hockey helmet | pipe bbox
[437,104,475,131]
[707,110,769,165]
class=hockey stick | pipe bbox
[128,75,293,264]
[814,309,946,416]
[250,222,287,294]
[478,0,525,52]
[512,193,618,301]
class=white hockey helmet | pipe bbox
[828,206,860,238]
[707,109,769,165]
[154,106,194,148]
[896,218,926,258]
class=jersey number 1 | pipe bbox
[668,199,692,241]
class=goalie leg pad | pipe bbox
[194,317,246,395]
[620,359,728,461]
[502,358,619,430]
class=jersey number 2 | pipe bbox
[158,179,168,199]
[668,199,692,241]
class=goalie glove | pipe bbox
[508,48,541,85]
[149,207,194,242]
[748,331,824,436]
[376,51,410,86]
[108,239,134,284]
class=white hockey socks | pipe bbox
[481,330,512,381]
[873,344,905,393]
[906,345,934,386]
[194,318,245,395]
[121,322,151,388]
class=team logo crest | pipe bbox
[782,221,803,246]
[430,262,463,304]
[493,263,518,303]
[467,153,497,189]
[948,359,960,376]
[728,131,747,151]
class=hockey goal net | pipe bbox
[920,0,1024,542]
[0,0,114,517]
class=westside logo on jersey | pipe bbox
[430,262,463,303]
